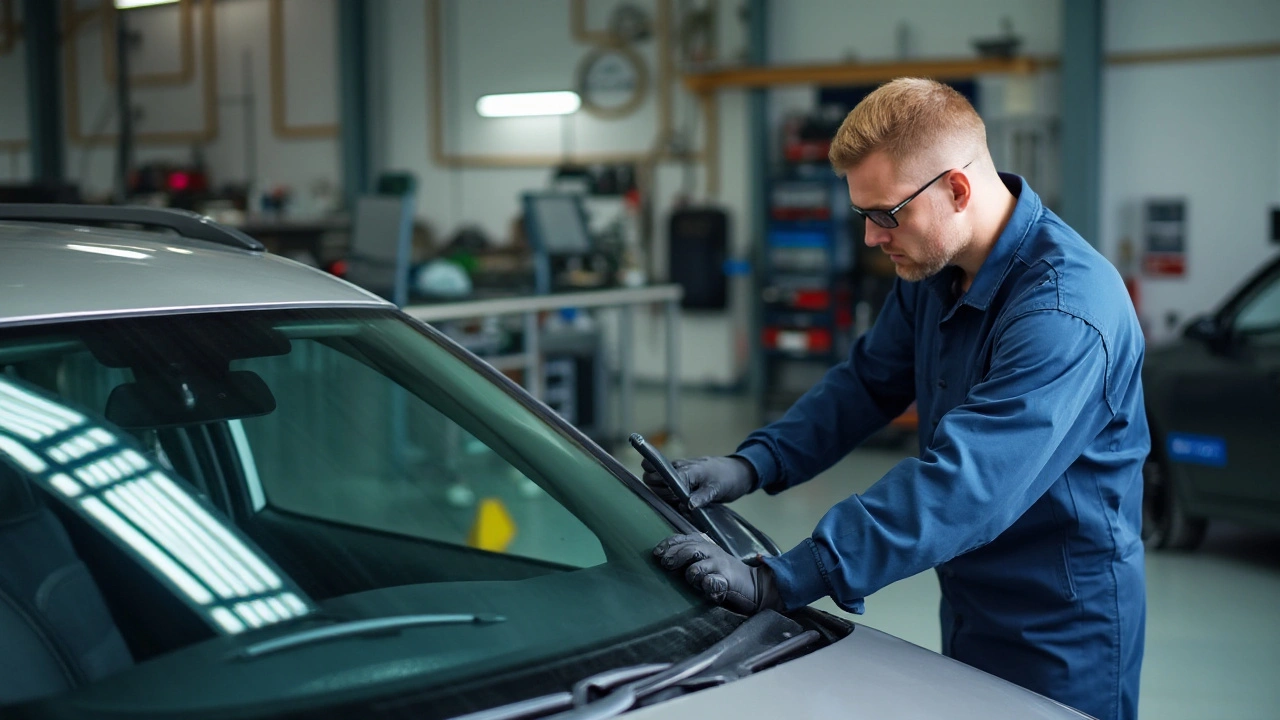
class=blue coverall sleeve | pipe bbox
[735,281,917,492]
[763,309,1117,613]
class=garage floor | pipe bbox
[620,388,1280,720]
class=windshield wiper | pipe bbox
[450,610,825,720]
[448,664,673,720]
[554,651,723,720]
[236,613,505,660]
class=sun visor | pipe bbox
[82,316,291,370]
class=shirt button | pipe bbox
[937,378,947,389]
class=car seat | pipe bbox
[0,461,133,705]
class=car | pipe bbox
[1142,252,1280,550]
[0,205,1092,720]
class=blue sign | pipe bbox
[1167,433,1227,467]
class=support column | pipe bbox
[338,0,370,208]
[1060,0,1103,244]
[23,0,65,184]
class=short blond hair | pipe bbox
[828,77,986,177]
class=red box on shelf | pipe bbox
[763,327,833,354]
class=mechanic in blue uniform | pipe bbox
[650,78,1147,720]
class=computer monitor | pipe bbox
[523,193,596,294]
[346,195,414,306]
[522,193,592,255]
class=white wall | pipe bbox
[2,0,340,204]
[1100,0,1280,344]
[768,0,1061,64]
[374,0,754,386]
[374,0,1074,387]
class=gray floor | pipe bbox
[616,388,1280,720]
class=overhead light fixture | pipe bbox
[114,0,179,8]
[476,91,581,118]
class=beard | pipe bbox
[891,237,953,282]
[889,213,968,282]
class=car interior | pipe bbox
[0,310,735,716]
[0,461,134,705]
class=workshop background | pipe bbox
[1,1,1278,718]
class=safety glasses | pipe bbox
[851,160,974,229]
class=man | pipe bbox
[649,78,1147,720]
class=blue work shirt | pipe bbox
[737,174,1147,720]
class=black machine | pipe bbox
[667,207,729,310]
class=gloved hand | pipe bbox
[641,455,757,509]
[654,534,780,615]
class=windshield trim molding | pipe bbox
[0,300,395,330]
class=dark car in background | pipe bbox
[1143,253,1280,550]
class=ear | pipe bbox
[946,169,972,213]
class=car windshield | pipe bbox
[0,308,735,719]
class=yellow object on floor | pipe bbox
[468,497,516,552]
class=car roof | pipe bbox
[0,220,394,328]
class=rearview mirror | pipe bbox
[106,370,276,429]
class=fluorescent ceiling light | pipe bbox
[81,496,216,605]
[114,0,179,9]
[476,91,581,118]
[49,473,84,498]
[210,607,246,634]
[0,435,47,473]
[0,382,83,427]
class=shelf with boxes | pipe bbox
[758,164,857,422]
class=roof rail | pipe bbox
[0,204,265,252]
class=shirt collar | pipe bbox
[927,172,1041,312]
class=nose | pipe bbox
[863,219,892,247]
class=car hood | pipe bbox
[625,623,1092,720]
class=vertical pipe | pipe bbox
[747,0,768,409]
[524,311,542,401]
[22,0,64,184]
[114,6,132,203]
[242,51,257,189]
[619,305,635,438]
[339,0,370,208]
[665,297,681,442]
[1060,0,1103,245]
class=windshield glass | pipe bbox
[0,309,726,719]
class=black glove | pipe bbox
[641,455,757,509]
[653,534,780,615]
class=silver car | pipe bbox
[0,205,1090,719]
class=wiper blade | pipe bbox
[551,651,722,720]
[236,613,505,659]
[449,665,673,720]
[571,664,672,706]
[450,692,573,720]
[451,611,822,720]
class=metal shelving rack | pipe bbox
[757,164,856,422]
